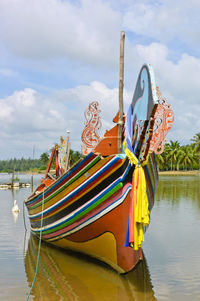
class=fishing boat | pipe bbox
[25,32,174,273]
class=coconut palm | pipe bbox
[166,140,182,170]
[178,146,196,170]
[156,153,165,170]
[191,133,200,153]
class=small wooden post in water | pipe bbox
[118,31,125,153]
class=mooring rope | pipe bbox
[26,190,45,301]
[23,201,27,232]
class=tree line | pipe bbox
[0,149,82,173]
[156,133,200,171]
[0,133,200,172]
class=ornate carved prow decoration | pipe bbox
[149,87,174,154]
[59,130,70,173]
[81,101,102,156]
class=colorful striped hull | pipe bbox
[25,151,158,273]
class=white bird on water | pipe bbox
[12,200,20,213]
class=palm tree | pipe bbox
[178,146,196,170]
[166,140,181,170]
[156,153,165,170]
[191,133,200,153]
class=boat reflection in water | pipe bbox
[25,234,156,301]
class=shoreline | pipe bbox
[1,170,199,176]
[159,170,200,175]
[0,171,45,175]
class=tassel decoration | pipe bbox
[123,138,150,250]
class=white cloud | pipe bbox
[0,0,199,158]
[0,88,66,157]
[0,0,121,66]
[125,42,200,144]
[0,68,15,77]
[123,0,200,49]
[0,82,131,158]
[1,50,199,159]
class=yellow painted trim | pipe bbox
[48,232,124,273]
[29,156,111,215]
[29,156,124,218]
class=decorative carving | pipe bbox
[59,131,70,172]
[149,87,174,154]
[125,64,158,162]
[81,101,101,155]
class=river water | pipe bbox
[0,173,199,300]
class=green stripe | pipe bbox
[29,156,101,210]
[33,182,123,235]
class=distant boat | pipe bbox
[25,32,174,273]
[0,184,9,190]
[12,182,20,189]
[0,182,31,189]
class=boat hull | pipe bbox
[25,150,158,273]
[45,185,143,273]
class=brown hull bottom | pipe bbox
[47,190,143,273]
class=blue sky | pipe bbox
[0,0,200,159]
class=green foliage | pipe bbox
[1,133,199,173]
[69,150,82,166]
[40,152,49,166]
[39,165,47,170]
[191,132,200,153]
[0,157,42,172]
[0,149,82,172]
[156,133,200,171]
[13,176,20,182]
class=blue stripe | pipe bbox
[27,152,94,205]
[32,178,132,233]
[29,156,123,219]
[49,185,132,240]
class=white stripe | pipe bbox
[31,163,129,232]
[26,155,98,204]
[38,185,132,241]
[29,156,118,219]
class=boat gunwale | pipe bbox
[25,152,116,204]
[28,157,130,222]
[26,154,103,209]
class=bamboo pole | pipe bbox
[118,31,125,153]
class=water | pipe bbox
[0,173,200,300]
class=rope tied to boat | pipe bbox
[123,138,150,250]
[23,201,27,232]
[26,190,45,300]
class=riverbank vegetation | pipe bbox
[0,133,199,173]
[0,150,82,173]
[156,133,200,171]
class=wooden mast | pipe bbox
[118,31,125,153]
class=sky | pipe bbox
[0,0,200,159]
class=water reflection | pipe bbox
[12,211,19,223]
[156,175,200,210]
[25,235,156,301]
